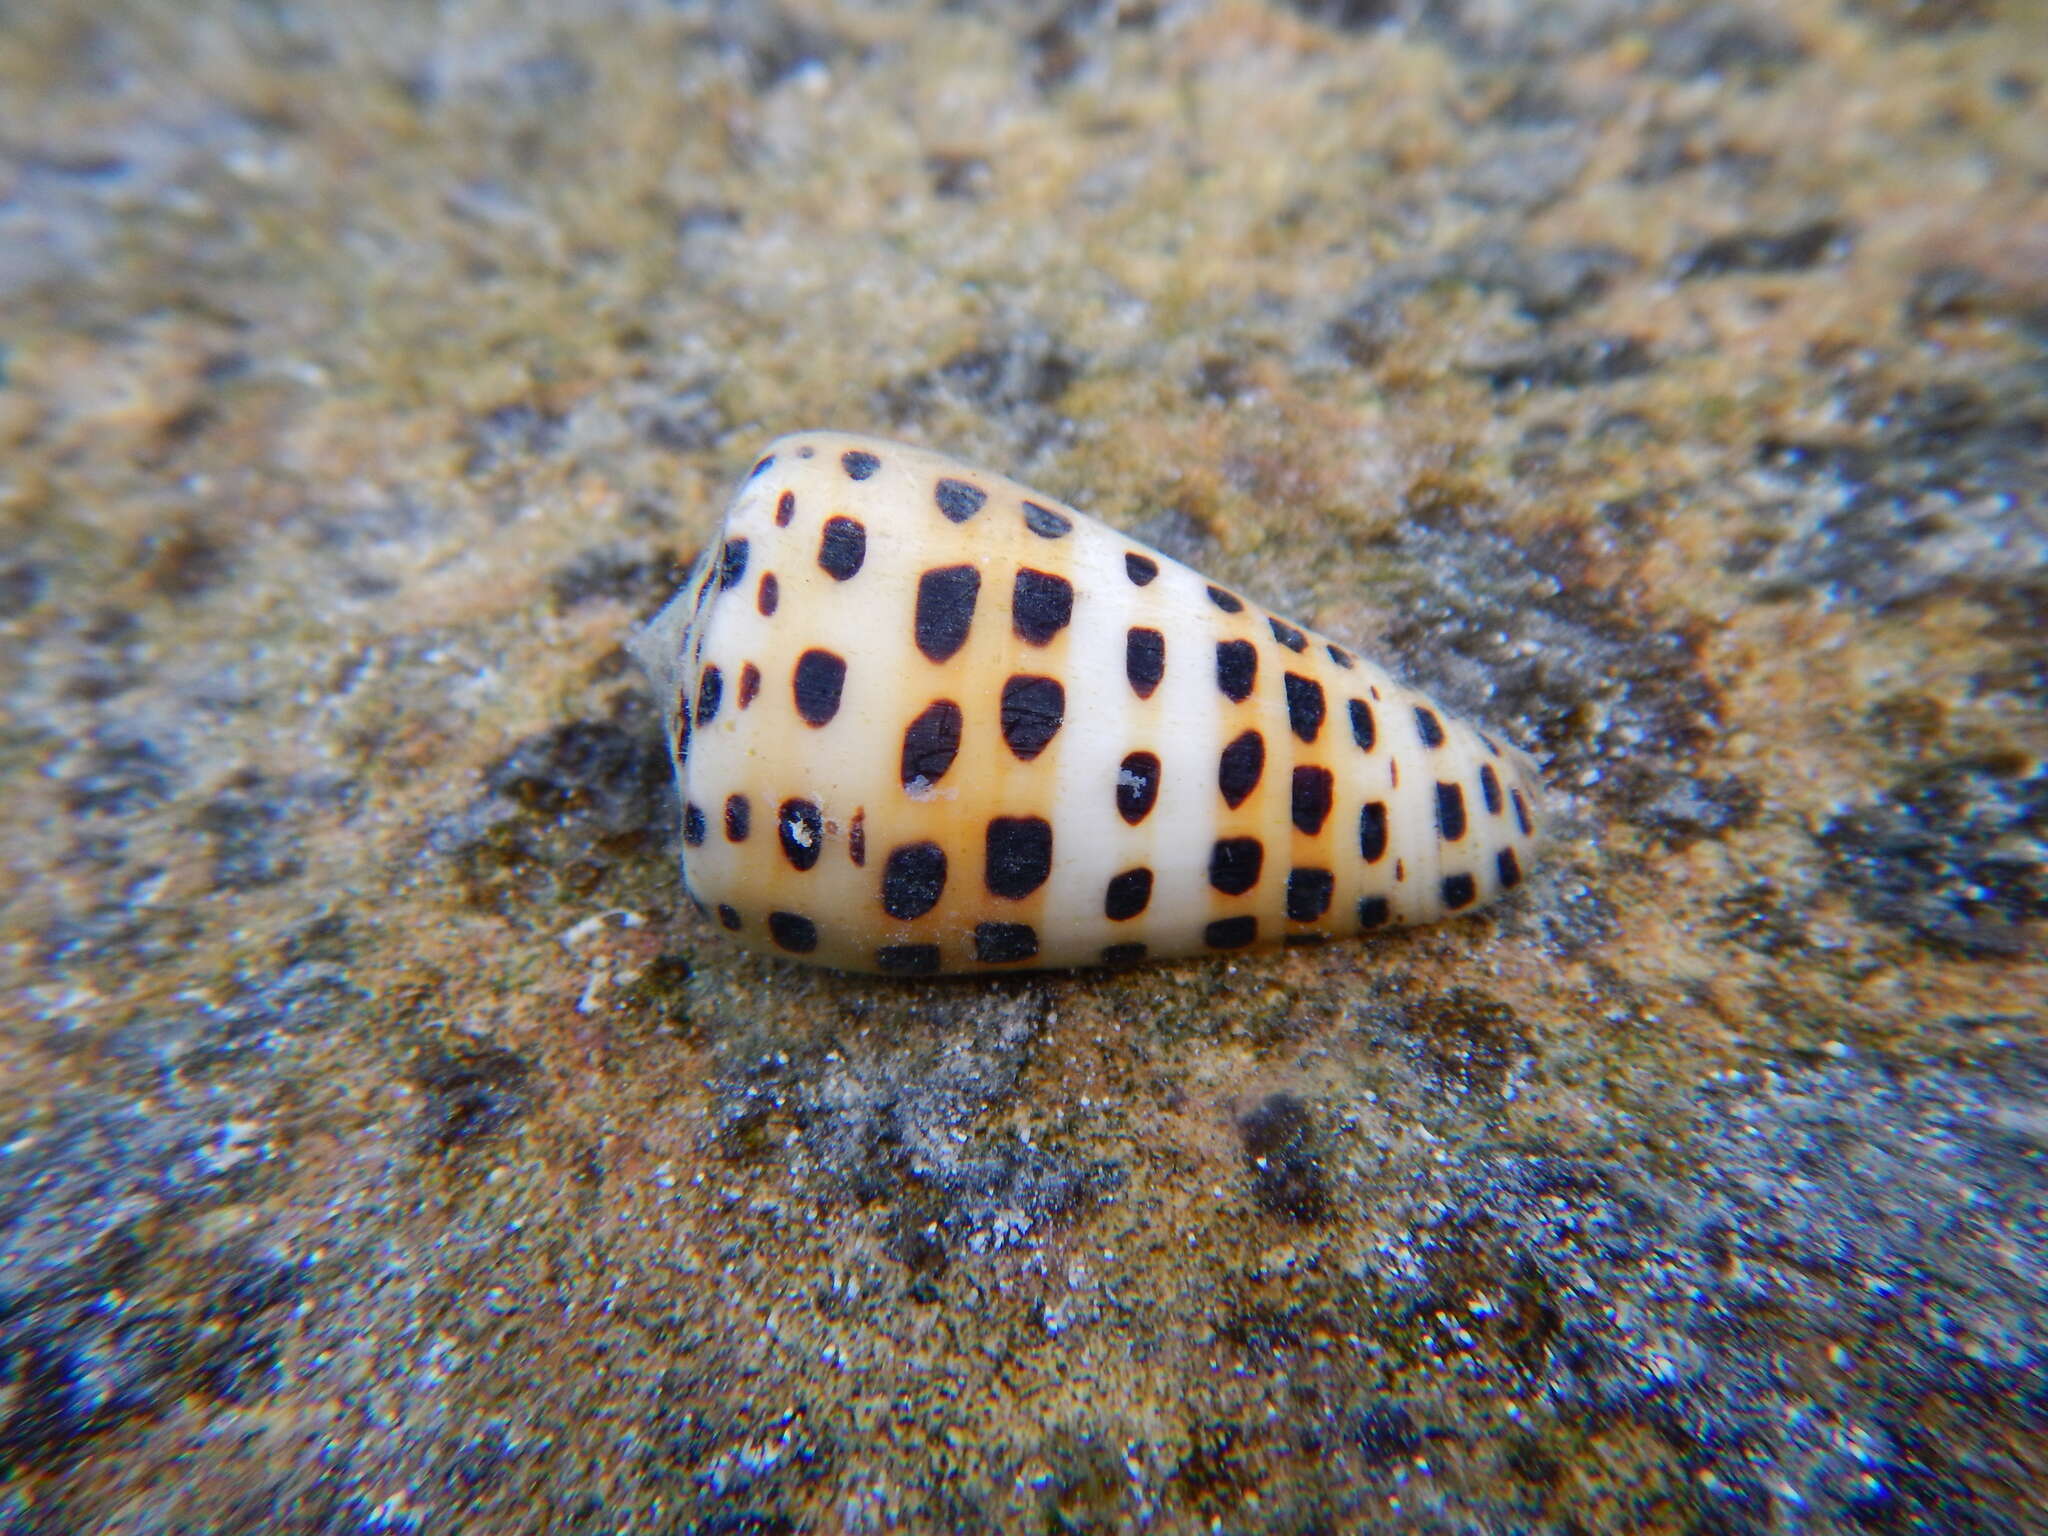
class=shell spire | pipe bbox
[630,432,1540,974]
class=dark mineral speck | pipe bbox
[1238,1093,1330,1224]
[412,1042,537,1150]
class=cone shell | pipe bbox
[631,432,1541,974]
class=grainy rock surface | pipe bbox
[1,1,2042,1531]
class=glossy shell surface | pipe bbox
[632,432,1541,974]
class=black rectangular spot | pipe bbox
[975,922,1039,964]
[1126,627,1165,698]
[900,699,963,787]
[1496,848,1522,888]
[1101,942,1148,967]
[915,564,981,662]
[1104,867,1153,921]
[719,537,749,589]
[1204,915,1258,949]
[818,516,867,580]
[1441,873,1477,910]
[882,841,948,920]
[1012,568,1074,645]
[876,943,941,975]
[1284,672,1325,743]
[1218,730,1265,809]
[1287,868,1334,922]
[1349,697,1375,751]
[695,665,723,726]
[985,816,1053,899]
[1357,895,1390,929]
[1291,766,1333,835]
[1358,802,1388,862]
[1436,782,1467,842]
[778,798,823,871]
[934,478,986,522]
[1480,763,1503,815]
[1414,706,1445,748]
[1125,552,1158,586]
[1209,837,1264,896]
[1215,640,1257,701]
[1000,675,1064,760]
[1023,501,1072,539]
[842,449,880,480]
[769,910,818,952]
[1117,751,1160,824]
[793,649,847,726]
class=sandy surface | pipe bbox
[1,1,2043,1531]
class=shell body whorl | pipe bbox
[631,432,1541,974]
